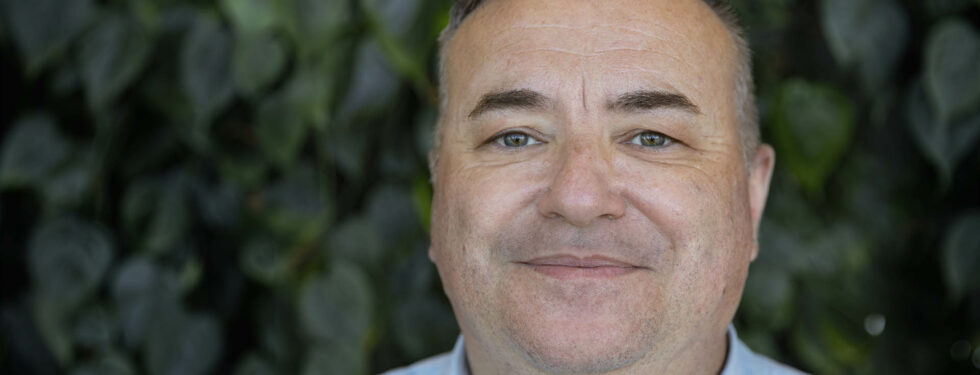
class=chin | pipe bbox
[502,307,660,374]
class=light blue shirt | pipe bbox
[382,326,806,375]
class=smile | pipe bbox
[517,255,643,279]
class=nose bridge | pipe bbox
[538,136,626,226]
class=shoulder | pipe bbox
[381,352,454,375]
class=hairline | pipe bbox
[430,0,759,175]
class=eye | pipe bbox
[494,132,543,148]
[628,131,674,148]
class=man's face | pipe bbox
[429,0,774,373]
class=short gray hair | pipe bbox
[432,0,758,169]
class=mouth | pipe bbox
[517,255,644,279]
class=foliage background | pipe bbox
[0,0,979,374]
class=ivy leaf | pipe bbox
[301,343,366,375]
[282,0,351,58]
[942,213,980,301]
[145,312,222,375]
[259,164,332,242]
[925,19,980,124]
[181,15,234,132]
[337,39,399,124]
[2,0,96,74]
[69,352,136,375]
[121,172,189,256]
[233,33,286,98]
[820,0,908,91]
[298,261,373,344]
[233,354,278,375]
[220,0,281,36]
[79,11,152,112]
[28,217,114,310]
[0,113,71,189]
[255,92,307,168]
[391,294,457,359]
[906,80,980,184]
[771,79,855,194]
[239,236,290,286]
[741,260,795,331]
[110,257,181,349]
[323,215,384,269]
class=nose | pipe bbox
[536,142,627,227]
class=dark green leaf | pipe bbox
[240,236,290,286]
[2,0,96,74]
[146,313,222,375]
[0,113,71,189]
[906,80,980,183]
[121,172,189,256]
[772,79,855,194]
[282,0,351,58]
[80,12,152,112]
[366,185,419,246]
[942,213,980,300]
[391,294,456,359]
[820,0,908,91]
[28,217,114,309]
[110,257,181,349]
[71,306,116,350]
[298,261,373,344]
[70,352,136,375]
[338,39,399,123]
[233,354,278,375]
[741,261,795,330]
[260,164,332,241]
[925,19,980,123]
[41,148,95,212]
[181,15,234,128]
[221,0,281,36]
[301,343,366,375]
[255,93,307,167]
[324,215,384,269]
[233,33,286,98]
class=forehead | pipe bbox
[445,0,736,113]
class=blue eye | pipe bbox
[629,131,673,147]
[495,132,542,148]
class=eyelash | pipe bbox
[485,129,677,149]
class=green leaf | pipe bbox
[80,11,152,112]
[925,19,980,124]
[301,343,366,375]
[820,0,908,91]
[240,236,290,286]
[281,0,351,58]
[391,294,456,359]
[323,215,384,269]
[145,313,222,375]
[942,213,980,300]
[121,172,189,256]
[0,113,71,189]
[366,185,419,246]
[259,164,332,242]
[28,217,114,310]
[298,261,373,344]
[233,33,286,98]
[772,79,855,194]
[741,261,795,330]
[283,56,337,130]
[338,39,399,123]
[906,80,980,183]
[70,352,136,375]
[110,257,181,349]
[181,15,235,129]
[255,93,307,167]
[233,353,278,375]
[2,0,96,74]
[71,306,116,350]
[41,147,95,212]
[220,0,281,36]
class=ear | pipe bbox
[748,144,775,260]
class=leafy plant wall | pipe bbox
[0,0,978,374]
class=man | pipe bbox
[387,0,803,373]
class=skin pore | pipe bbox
[428,0,775,374]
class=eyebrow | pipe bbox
[607,90,700,114]
[468,89,548,119]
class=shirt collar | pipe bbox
[448,325,743,375]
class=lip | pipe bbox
[517,255,643,279]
